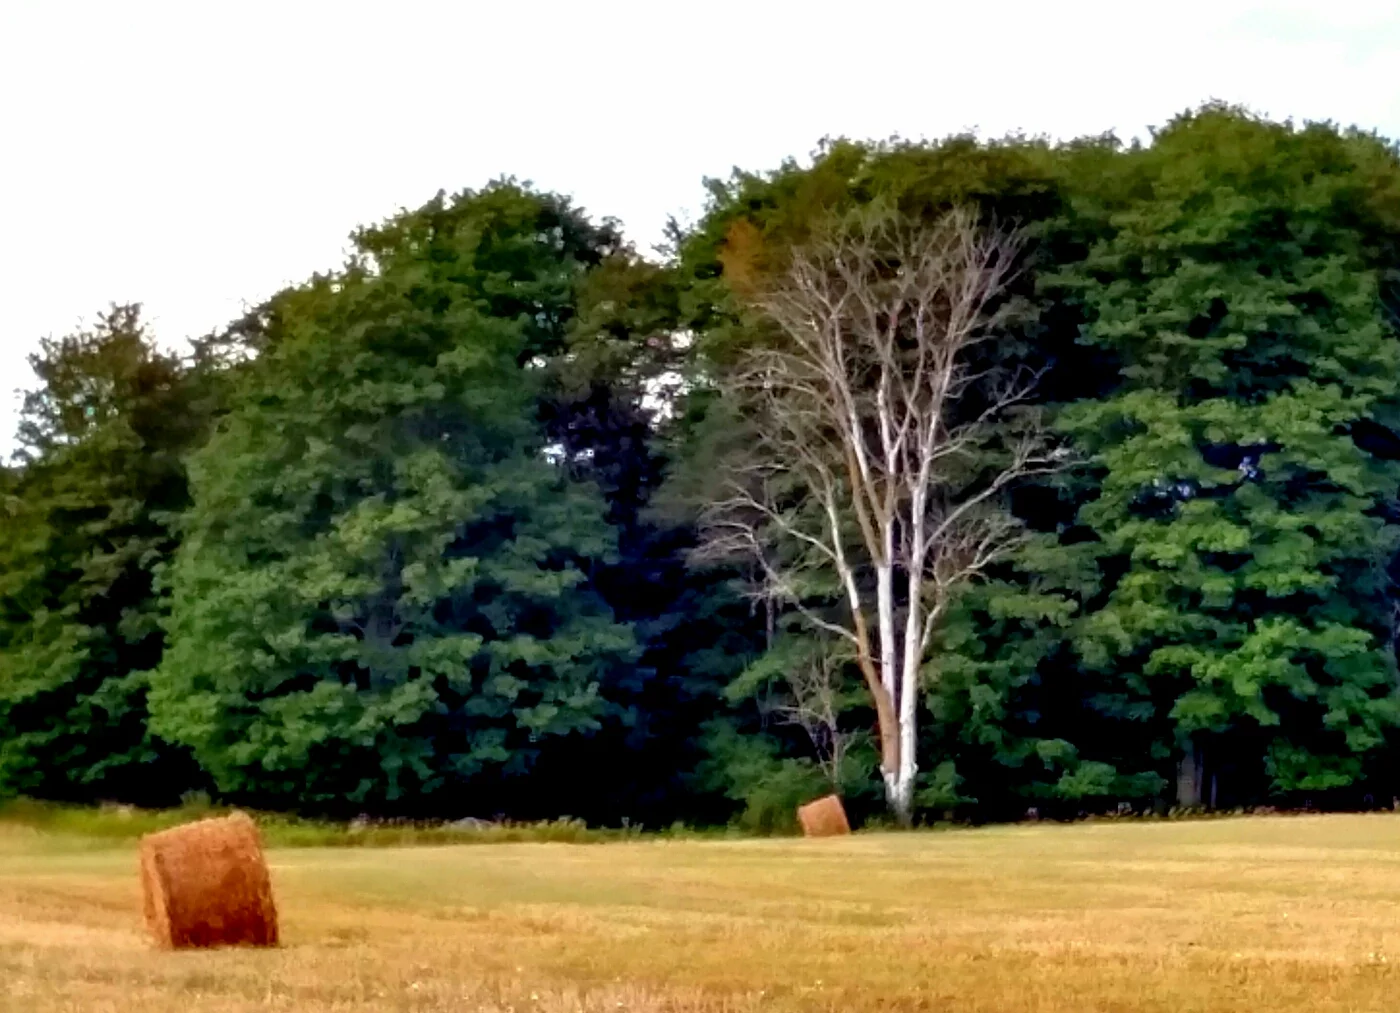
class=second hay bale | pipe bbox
[139,812,279,949]
[797,794,851,837]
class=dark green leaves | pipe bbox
[152,185,637,811]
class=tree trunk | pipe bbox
[1176,741,1205,808]
[885,767,916,826]
[876,563,898,713]
[893,633,921,828]
[890,750,917,826]
[852,638,901,800]
[876,558,914,824]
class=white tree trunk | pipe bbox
[876,561,913,822]
[892,712,918,824]
[876,562,898,709]
[892,570,927,826]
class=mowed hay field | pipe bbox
[4,817,1400,1012]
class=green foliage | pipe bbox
[914,760,971,812]
[693,622,887,827]
[691,721,829,834]
[0,306,202,803]
[152,184,638,811]
[527,244,766,827]
[1052,108,1400,800]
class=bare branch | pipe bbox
[772,646,855,789]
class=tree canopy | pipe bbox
[6,108,1400,825]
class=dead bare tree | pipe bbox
[699,204,1066,823]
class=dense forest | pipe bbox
[7,105,1400,829]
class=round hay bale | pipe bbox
[797,794,851,837]
[139,812,279,949]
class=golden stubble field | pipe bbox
[2,815,1400,1012]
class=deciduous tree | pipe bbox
[153,185,637,811]
[699,205,1064,821]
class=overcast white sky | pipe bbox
[3,0,1400,455]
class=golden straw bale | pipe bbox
[139,812,279,949]
[797,794,851,837]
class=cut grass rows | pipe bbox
[2,814,1400,1010]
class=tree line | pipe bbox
[6,105,1400,828]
